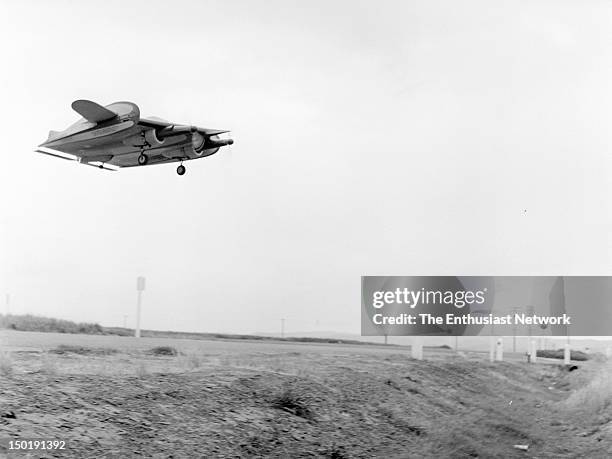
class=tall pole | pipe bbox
[136,290,142,338]
[281,318,285,338]
[526,305,534,351]
[511,307,519,353]
[136,276,145,338]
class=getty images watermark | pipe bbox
[361,276,612,336]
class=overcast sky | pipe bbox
[1,0,611,335]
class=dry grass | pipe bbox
[218,353,312,377]
[180,352,204,370]
[2,335,611,457]
[0,351,13,376]
[41,354,59,375]
[415,407,534,458]
[135,362,149,377]
[564,362,612,415]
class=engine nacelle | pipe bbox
[192,133,233,155]
[123,129,165,148]
[192,131,206,154]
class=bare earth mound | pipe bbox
[0,341,611,458]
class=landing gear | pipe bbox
[138,153,149,165]
[176,164,186,176]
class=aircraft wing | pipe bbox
[35,147,119,171]
[138,117,229,137]
[34,148,184,169]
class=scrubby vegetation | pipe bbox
[0,314,104,335]
[270,385,314,420]
[49,344,118,356]
[537,349,590,361]
[2,313,388,346]
[149,346,178,356]
[105,327,381,346]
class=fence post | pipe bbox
[411,338,423,360]
[530,339,538,363]
[564,343,571,365]
[495,338,503,361]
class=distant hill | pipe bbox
[2,313,609,352]
[0,314,390,347]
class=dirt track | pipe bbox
[1,331,611,458]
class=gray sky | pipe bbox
[1,0,611,334]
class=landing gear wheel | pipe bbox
[177,164,186,176]
[138,154,149,166]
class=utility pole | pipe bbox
[136,277,145,338]
[526,305,534,340]
[280,318,285,339]
[511,306,520,353]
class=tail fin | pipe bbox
[71,100,117,123]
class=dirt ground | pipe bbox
[1,331,611,458]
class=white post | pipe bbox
[411,338,423,360]
[564,343,571,364]
[489,336,495,362]
[495,338,503,361]
[606,346,611,359]
[530,339,538,363]
[135,276,145,338]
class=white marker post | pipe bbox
[411,337,423,360]
[564,343,571,365]
[495,338,504,361]
[530,339,538,363]
[135,276,145,338]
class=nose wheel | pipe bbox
[138,153,149,166]
[176,164,186,176]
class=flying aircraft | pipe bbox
[36,100,233,175]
